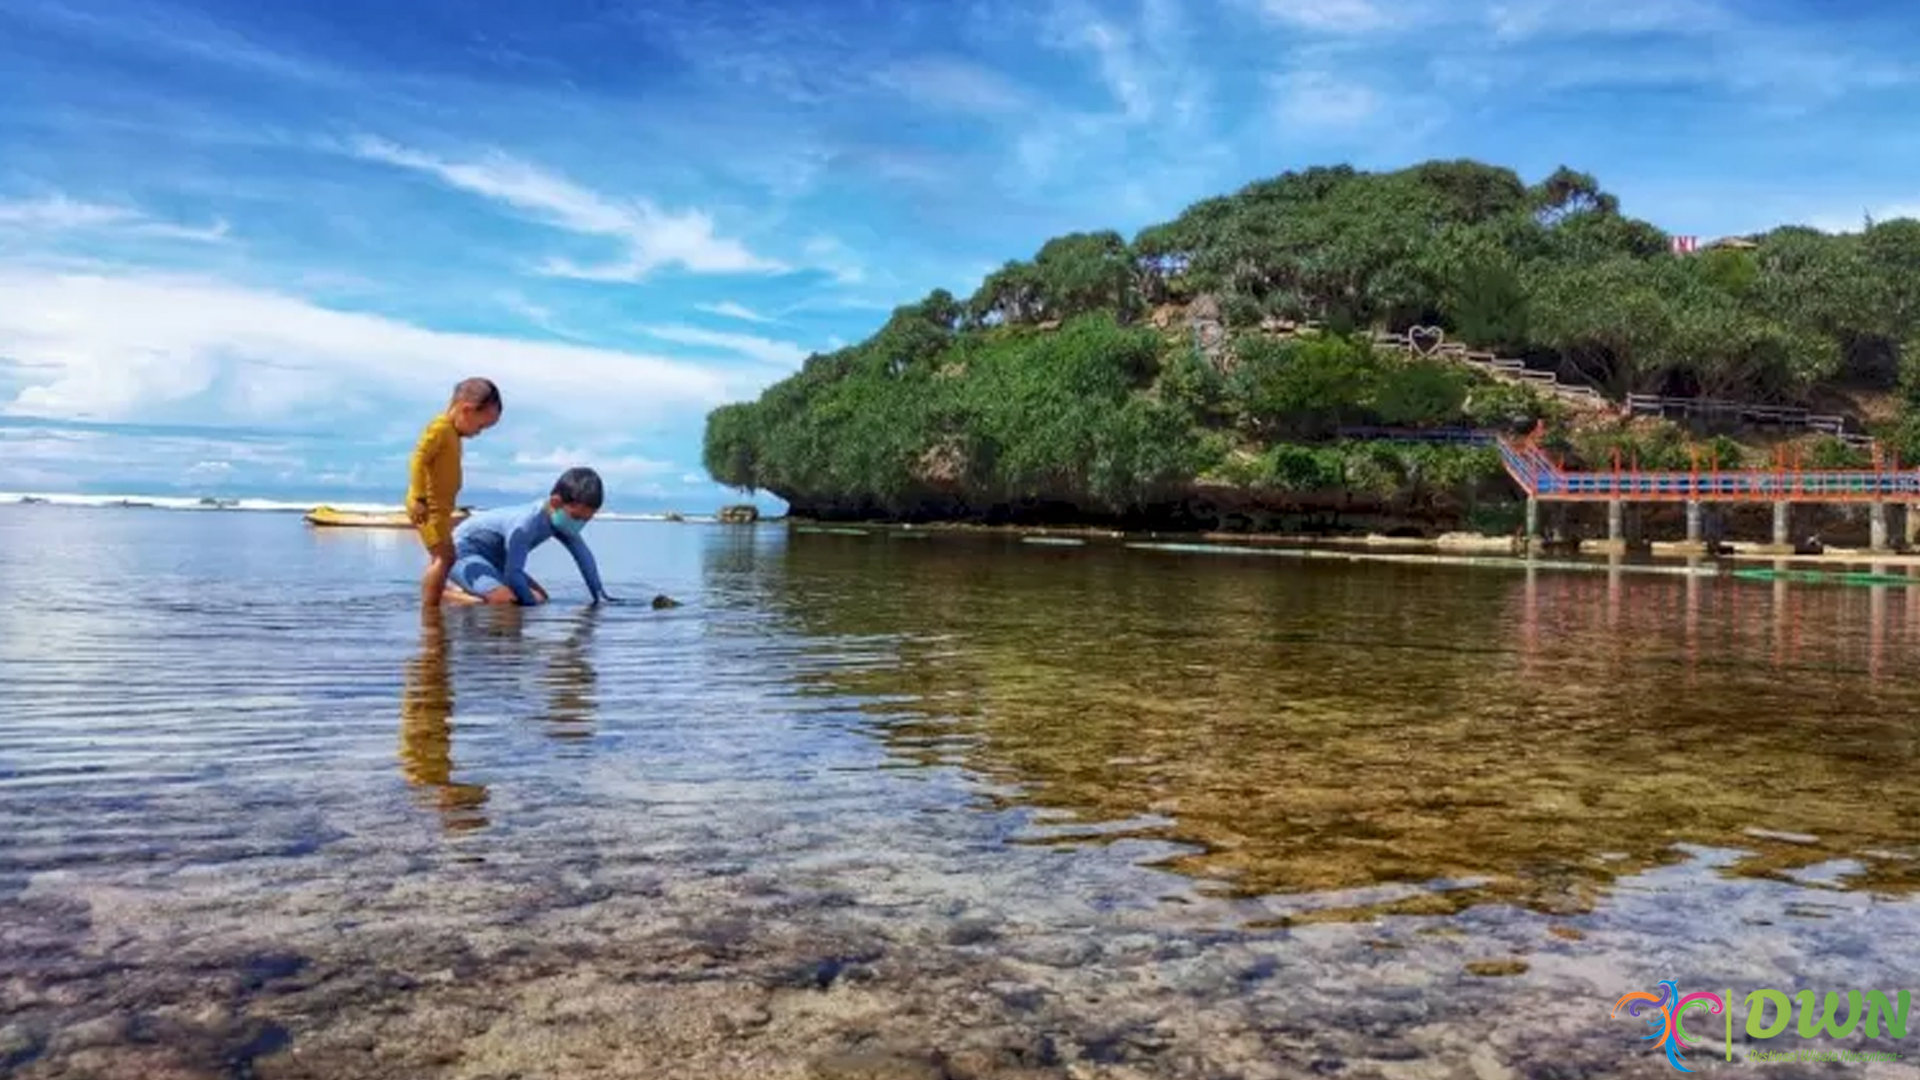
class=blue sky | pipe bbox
[0,0,1916,511]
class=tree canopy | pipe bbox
[704,158,1920,528]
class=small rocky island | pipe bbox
[702,159,1920,542]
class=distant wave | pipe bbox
[0,492,385,513]
[0,491,715,522]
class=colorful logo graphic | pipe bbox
[1612,981,1910,1070]
[1612,980,1726,1073]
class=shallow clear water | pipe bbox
[2,506,1918,1078]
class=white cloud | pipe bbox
[0,270,742,429]
[494,446,691,500]
[497,291,554,325]
[0,196,134,229]
[1049,10,1154,122]
[1484,0,1723,41]
[493,290,593,340]
[875,57,1032,114]
[0,0,341,86]
[1447,1,1907,107]
[802,235,865,285]
[349,136,787,280]
[780,295,895,314]
[635,324,810,367]
[0,425,307,492]
[137,219,234,243]
[1271,70,1381,126]
[1805,204,1920,233]
[509,447,677,483]
[1255,0,1390,32]
[694,301,775,324]
[0,195,231,243]
[1041,0,1200,129]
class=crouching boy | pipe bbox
[446,467,613,605]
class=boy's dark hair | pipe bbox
[552,467,604,509]
[450,377,502,411]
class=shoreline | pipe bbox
[14,494,1920,571]
[776,518,1920,572]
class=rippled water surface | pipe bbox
[4,506,1920,1079]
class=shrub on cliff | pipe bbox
[705,156,1920,520]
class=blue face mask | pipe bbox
[550,507,586,537]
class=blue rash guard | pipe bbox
[448,499,607,605]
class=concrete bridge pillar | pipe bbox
[1525,497,1539,540]
[1589,498,1647,555]
[1753,500,1796,556]
[1870,503,1891,553]
[1674,499,1712,556]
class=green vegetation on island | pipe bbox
[703,159,1920,531]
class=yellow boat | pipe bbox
[303,505,474,529]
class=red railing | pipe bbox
[1495,423,1919,503]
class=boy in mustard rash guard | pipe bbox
[408,377,503,607]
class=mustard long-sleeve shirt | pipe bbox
[407,414,463,511]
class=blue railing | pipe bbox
[1546,470,1920,498]
[1335,425,1494,446]
[1495,433,1920,500]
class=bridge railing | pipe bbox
[1333,425,1493,445]
[1624,393,1873,446]
[1494,427,1919,502]
[1359,328,1606,407]
[1495,438,1556,495]
[1541,471,1920,499]
[1230,317,1880,451]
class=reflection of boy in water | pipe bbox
[541,606,601,739]
[397,611,490,832]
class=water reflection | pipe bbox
[394,605,608,833]
[538,606,601,742]
[397,608,490,833]
[1512,556,1915,683]
[735,533,1920,924]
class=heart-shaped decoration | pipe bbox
[1407,325,1444,356]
